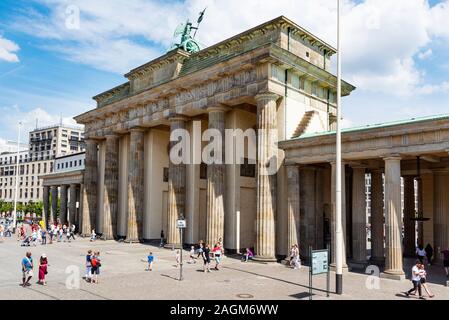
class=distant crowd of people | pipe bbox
[16,221,77,246]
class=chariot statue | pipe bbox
[170,8,206,53]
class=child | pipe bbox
[90,229,96,242]
[242,248,254,262]
[189,246,196,264]
[213,243,222,270]
[147,252,154,271]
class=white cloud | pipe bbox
[0,35,20,62]
[0,105,80,144]
[418,48,433,60]
[417,81,449,94]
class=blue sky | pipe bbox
[0,0,448,149]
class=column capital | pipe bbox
[432,167,449,174]
[206,105,230,113]
[129,127,146,133]
[329,160,347,166]
[105,133,120,139]
[168,113,189,123]
[383,155,402,161]
[255,92,280,103]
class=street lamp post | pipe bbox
[335,0,344,295]
[12,121,22,233]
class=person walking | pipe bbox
[175,250,181,268]
[91,251,101,284]
[197,241,204,259]
[292,244,301,270]
[425,244,433,266]
[69,224,76,241]
[416,244,426,264]
[84,250,93,282]
[189,246,196,264]
[418,263,435,298]
[41,228,47,245]
[440,247,449,277]
[405,260,424,299]
[160,230,165,247]
[202,244,211,273]
[38,254,48,286]
[212,243,222,270]
[90,229,96,242]
[147,252,154,271]
[21,251,34,287]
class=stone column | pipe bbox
[330,161,348,268]
[102,134,119,240]
[370,170,385,265]
[302,167,316,258]
[166,117,187,248]
[403,176,416,257]
[315,168,324,250]
[126,129,145,243]
[254,93,279,261]
[60,185,68,226]
[351,166,367,266]
[81,139,98,236]
[381,157,405,280]
[286,165,300,251]
[433,169,449,264]
[42,186,50,228]
[206,106,227,247]
[50,186,58,224]
[69,184,77,226]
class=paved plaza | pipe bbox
[0,236,448,300]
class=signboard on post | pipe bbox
[177,219,186,229]
[309,246,330,300]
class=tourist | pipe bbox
[69,224,76,241]
[90,229,96,242]
[21,251,34,287]
[289,245,295,267]
[38,254,48,286]
[37,226,42,244]
[292,244,301,270]
[41,228,47,245]
[49,223,55,243]
[31,230,38,246]
[405,260,424,299]
[66,226,71,242]
[147,252,154,271]
[202,244,211,273]
[242,248,254,262]
[425,244,433,266]
[213,243,222,270]
[160,230,165,247]
[0,223,4,242]
[189,246,196,264]
[197,241,204,259]
[91,251,101,284]
[416,244,426,264]
[58,226,63,242]
[418,263,435,298]
[85,250,93,282]
[441,247,449,277]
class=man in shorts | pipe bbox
[21,251,34,287]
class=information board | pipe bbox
[311,249,329,275]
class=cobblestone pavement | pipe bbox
[0,236,448,300]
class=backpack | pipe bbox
[91,258,97,267]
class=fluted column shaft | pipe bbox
[382,157,405,279]
[370,170,385,264]
[303,167,316,256]
[254,93,278,261]
[331,162,347,267]
[60,185,68,226]
[69,184,77,226]
[103,135,119,240]
[166,118,187,247]
[433,169,449,264]
[286,165,300,251]
[403,176,416,257]
[206,107,226,247]
[126,129,145,242]
[351,167,367,264]
[50,186,58,225]
[42,186,50,228]
[81,139,98,236]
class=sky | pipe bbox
[0,0,448,150]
